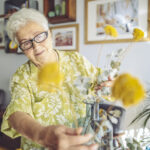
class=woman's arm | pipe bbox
[8,111,98,150]
[8,111,43,143]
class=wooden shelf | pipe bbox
[44,0,76,24]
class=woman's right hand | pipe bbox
[38,125,98,150]
[8,112,98,150]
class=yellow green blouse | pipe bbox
[1,50,100,150]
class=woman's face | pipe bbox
[17,21,56,67]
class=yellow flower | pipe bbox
[104,25,118,37]
[37,62,64,92]
[133,28,144,41]
[111,73,145,107]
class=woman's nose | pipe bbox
[32,41,40,51]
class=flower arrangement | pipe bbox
[73,25,146,150]
[80,25,145,106]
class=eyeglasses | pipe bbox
[19,31,48,51]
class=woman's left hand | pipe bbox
[95,77,114,91]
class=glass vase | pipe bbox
[83,101,113,150]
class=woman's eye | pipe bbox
[24,41,30,46]
[37,34,43,39]
[22,41,31,47]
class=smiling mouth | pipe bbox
[35,50,44,56]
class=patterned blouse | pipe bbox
[1,50,100,150]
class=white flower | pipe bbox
[74,48,129,103]
[74,76,91,94]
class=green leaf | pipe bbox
[133,138,140,145]
[143,113,150,127]
[130,108,150,126]
[127,143,135,150]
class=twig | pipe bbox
[119,42,133,62]
[96,36,108,67]
[96,44,104,67]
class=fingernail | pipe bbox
[92,144,99,150]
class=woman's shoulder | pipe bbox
[15,60,31,73]
[12,61,32,81]
[57,50,83,62]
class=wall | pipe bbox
[0,0,150,128]
[0,51,27,105]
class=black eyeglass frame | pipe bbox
[19,31,48,51]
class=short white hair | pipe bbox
[6,8,49,43]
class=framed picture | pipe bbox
[0,19,5,49]
[85,0,150,44]
[50,24,79,51]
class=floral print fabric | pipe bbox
[1,51,100,150]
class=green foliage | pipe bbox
[130,89,150,127]
[126,138,143,150]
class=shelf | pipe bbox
[44,0,76,24]
[48,15,75,24]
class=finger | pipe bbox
[88,144,99,150]
[108,76,112,81]
[95,86,102,90]
[65,127,83,135]
[100,81,112,87]
[76,127,83,135]
[70,143,99,150]
[65,134,93,146]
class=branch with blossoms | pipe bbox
[89,25,146,106]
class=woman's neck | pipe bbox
[37,49,59,68]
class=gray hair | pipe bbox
[6,8,49,44]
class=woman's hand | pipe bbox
[38,125,98,150]
[95,77,114,92]
[9,112,98,150]
[39,125,98,150]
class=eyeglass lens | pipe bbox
[20,32,48,51]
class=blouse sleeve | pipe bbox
[1,70,34,139]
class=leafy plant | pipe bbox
[126,138,143,150]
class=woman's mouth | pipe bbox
[35,50,44,56]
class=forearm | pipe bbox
[8,111,98,150]
[8,111,44,145]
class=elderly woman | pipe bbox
[1,8,111,150]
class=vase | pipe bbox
[83,101,113,150]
